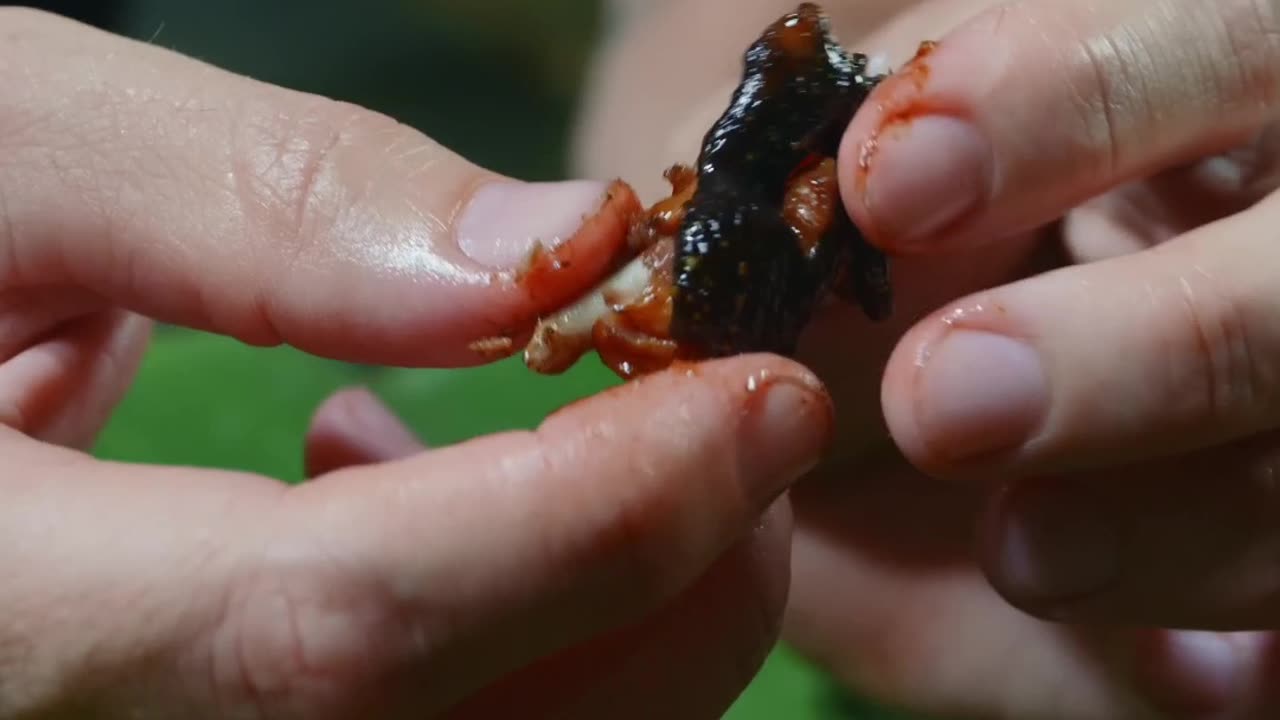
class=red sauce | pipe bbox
[782,157,839,256]
[627,164,697,251]
[593,320,677,379]
[855,40,938,184]
[516,179,643,310]
[853,40,945,245]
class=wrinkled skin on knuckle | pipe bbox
[228,96,363,273]
[1165,262,1275,431]
[224,93,450,344]
[208,551,423,720]
[1017,0,1280,178]
[1215,0,1280,112]
[227,93,439,256]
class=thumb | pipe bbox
[840,0,1280,253]
[0,9,639,368]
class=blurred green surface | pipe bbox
[81,2,928,717]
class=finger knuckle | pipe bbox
[230,97,363,255]
[1214,0,1280,111]
[209,554,409,720]
[227,96,397,342]
[1170,266,1275,428]
[976,1,1133,176]
[1067,31,1130,178]
[1006,0,1280,178]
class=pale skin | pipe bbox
[6,2,1280,720]
[585,0,1280,718]
[0,7,828,720]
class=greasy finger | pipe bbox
[448,499,792,720]
[841,0,1280,253]
[882,193,1280,478]
[288,354,831,714]
[0,8,638,367]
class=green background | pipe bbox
[78,2,925,717]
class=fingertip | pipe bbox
[444,177,645,367]
[881,291,1054,484]
[879,308,988,479]
[303,386,425,478]
[839,34,995,254]
[542,354,834,509]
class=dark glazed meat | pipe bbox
[523,3,899,380]
[673,4,891,359]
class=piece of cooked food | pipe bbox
[524,3,906,380]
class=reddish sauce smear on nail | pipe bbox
[855,40,938,193]
[853,40,945,251]
[515,179,643,310]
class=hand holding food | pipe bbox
[0,8,830,718]
[584,0,1280,717]
[523,4,901,378]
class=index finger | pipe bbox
[0,9,640,367]
[840,0,1280,254]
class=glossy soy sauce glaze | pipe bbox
[670,3,892,359]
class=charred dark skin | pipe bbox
[521,3,897,380]
[671,3,892,359]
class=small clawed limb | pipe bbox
[627,164,698,252]
[593,315,678,380]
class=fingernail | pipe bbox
[863,115,991,247]
[997,481,1121,603]
[456,180,610,269]
[740,374,833,505]
[915,329,1047,461]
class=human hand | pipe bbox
[579,0,1280,717]
[0,9,834,719]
